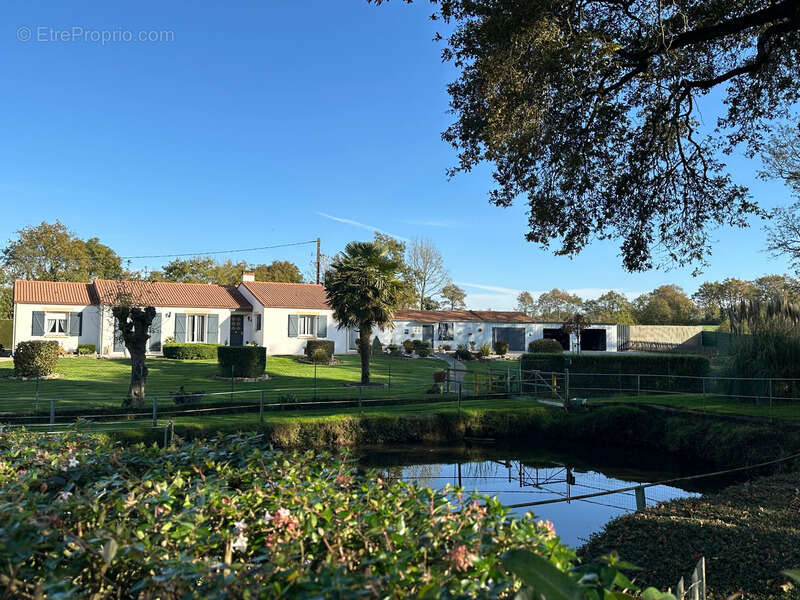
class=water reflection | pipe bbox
[358,445,723,547]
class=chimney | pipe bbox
[242,271,255,283]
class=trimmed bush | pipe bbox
[77,344,96,355]
[387,344,402,357]
[417,346,431,358]
[13,341,60,377]
[0,319,11,350]
[454,345,474,361]
[305,339,335,362]
[528,338,564,353]
[520,352,710,395]
[311,348,329,364]
[371,336,383,356]
[217,345,267,378]
[163,343,219,360]
[493,340,509,356]
[402,339,414,354]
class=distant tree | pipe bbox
[515,291,535,316]
[583,291,635,324]
[633,285,698,325]
[534,289,583,322]
[374,233,417,308]
[752,274,800,303]
[407,238,450,310]
[253,260,303,283]
[421,296,442,310]
[155,257,220,284]
[1,221,122,282]
[324,242,404,384]
[561,313,592,354]
[692,278,758,323]
[440,283,466,310]
[0,286,11,320]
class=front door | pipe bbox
[422,325,434,346]
[230,315,244,346]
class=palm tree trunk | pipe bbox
[359,325,372,384]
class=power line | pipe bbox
[121,240,318,260]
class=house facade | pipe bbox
[11,277,617,356]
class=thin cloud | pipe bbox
[316,212,409,242]
[456,281,523,296]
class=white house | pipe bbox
[377,309,618,353]
[11,277,618,356]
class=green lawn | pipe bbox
[589,393,800,420]
[0,354,448,414]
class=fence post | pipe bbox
[358,385,363,413]
[565,368,570,402]
[458,381,462,413]
[388,357,392,392]
[637,374,641,397]
[49,397,55,431]
[35,377,40,413]
[259,389,264,423]
[230,365,235,402]
[152,396,158,427]
[635,486,646,510]
[518,363,523,395]
[506,367,511,396]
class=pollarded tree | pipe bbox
[324,241,404,384]
[371,0,800,271]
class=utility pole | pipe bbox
[316,237,321,284]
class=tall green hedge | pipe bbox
[520,352,710,396]
[218,346,267,378]
[163,343,220,360]
[0,319,11,349]
[305,339,335,362]
[13,341,60,378]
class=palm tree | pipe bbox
[324,241,404,384]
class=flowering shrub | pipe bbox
[0,430,581,598]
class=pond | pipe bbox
[357,443,730,547]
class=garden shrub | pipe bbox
[311,348,329,364]
[77,344,96,355]
[387,344,402,357]
[371,336,383,356]
[0,319,12,349]
[454,345,474,361]
[479,343,492,358]
[217,345,267,378]
[528,338,564,353]
[0,431,583,598]
[417,346,431,358]
[163,343,219,360]
[402,339,414,354]
[433,370,447,383]
[13,341,59,377]
[493,340,509,356]
[305,339,335,362]
[442,344,452,351]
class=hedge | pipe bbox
[163,343,220,360]
[305,339,335,362]
[13,341,60,377]
[77,344,96,355]
[217,345,266,378]
[528,338,564,353]
[520,352,711,395]
[0,319,11,349]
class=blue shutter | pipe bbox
[32,311,45,336]
[288,314,298,337]
[69,313,82,336]
[207,314,219,344]
[317,315,327,338]
[174,313,186,342]
[149,313,162,352]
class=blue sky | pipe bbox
[1,1,797,309]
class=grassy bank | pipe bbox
[580,470,800,599]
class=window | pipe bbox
[256,314,262,331]
[46,313,67,335]
[437,322,454,341]
[188,314,206,343]
[299,315,316,336]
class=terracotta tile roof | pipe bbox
[241,281,330,310]
[13,280,99,306]
[394,309,533,323]
[92,279,252,309]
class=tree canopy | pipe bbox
[373,0,800,270]
[441,283,467,310]
[1,221,123,282]
[150,258,304,285]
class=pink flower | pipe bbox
[537,519,556,540]
[448,545,476,572]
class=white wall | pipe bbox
[376,321,618,352]
[13,303,102,353]
[97,306,249,356]
[261,307,348,355]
